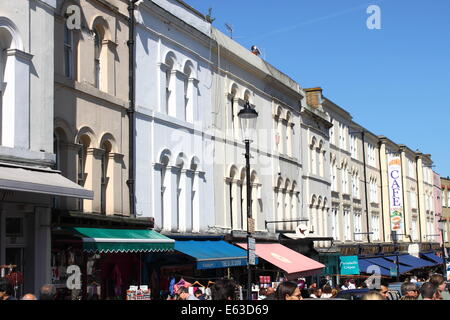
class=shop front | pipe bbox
[142,239,251,300]
[236,242,325,298]
[0,164,93,298]
[51,227,174,300]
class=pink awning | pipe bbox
[236,243,325,279]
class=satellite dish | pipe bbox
[295,224,308,239]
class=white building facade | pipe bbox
[0,0,92,296]
[134,0,214,234]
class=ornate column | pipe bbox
[106,153,124,215]
[83,148,104,213]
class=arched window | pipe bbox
[310,137,317,175]
[229,166,238,230]
[240,168,247,231]
[285,112,293,157]
[165,53,175,116]
[229,84,238,136]
[64,23,73,78]
[93,28,102,89]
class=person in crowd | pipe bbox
[377,280,389,300]
[320,285,333,299]
[340,279,350,290]
[429,274,450,300]
[264,286,276,300]
[39,284,57,300]
[21,294,37,300]
[211,279,237,300]
[330,288,339,298]
[309,287,322,299]
[275,281,302,300]
[0,278,16,300]
[258,288,267,300]
[401,295,418,300]
[348,279,356,289]
[194,289,206,300]
[177,286,198,300]
[400,282,419,299]
[420,282,439,300]
[362,291,385,300]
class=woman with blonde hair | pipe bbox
[362,291,385,300]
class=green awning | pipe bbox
[68,227,175,253]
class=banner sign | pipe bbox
[388,154,404,233]
[339,255,360,275]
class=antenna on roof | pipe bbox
[206,8,215,23]
[225,23,233,39]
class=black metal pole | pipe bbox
[392,231,400,282]
[361,131,370,243]
[441,223,447,276]
[245,139,252,300]
[127,0,137,216]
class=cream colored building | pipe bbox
[54,0,131,216]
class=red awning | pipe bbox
[237,243,325,279]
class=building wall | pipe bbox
[134,0,214,233]
[0,0,56,295]
[54,0,130,215]
[300,88,332,247]
[211,28,303,237]
[441,177,450,246]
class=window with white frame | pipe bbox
[331,207,339,240]
[310,141,317,175]
[331,159,337,191]
[367,143,376,167]
[447,190,450,207]
[408,159,415,178]
[350,135,358,159]
[343,209,351,241]
[341,164,349,194]
[411,218,418,241]
[352,172,360,199]
[329,119,335,145]
[371,214,380,241]
[64,24,74,79]
[353,211,362,241]
[93,28,102,89]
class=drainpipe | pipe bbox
[127,0,137,217]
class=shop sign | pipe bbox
[387,154,404,233]
[197,258,249,270]
[339,256,360,275]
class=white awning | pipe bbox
[0,165,93,199]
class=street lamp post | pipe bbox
[238,101,258,300]
[438,219,447,277]
[391,231,401,282]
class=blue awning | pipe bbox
[359,259,391,277]
[361,257,414,275]
[174,240,252,270]
[420,252,444,265]
[384,254,435,269]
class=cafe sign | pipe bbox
[387,154,404,233]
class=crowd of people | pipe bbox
[1,273,449,301]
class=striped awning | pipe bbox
[67,227,175,253]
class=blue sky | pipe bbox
[184,0,450,177]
